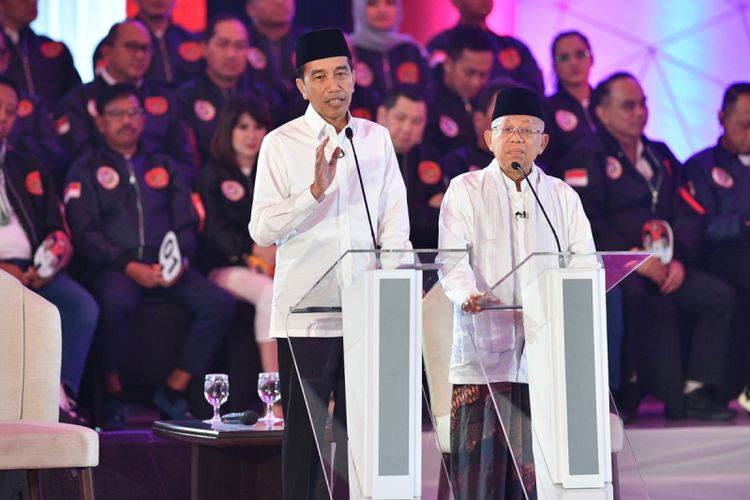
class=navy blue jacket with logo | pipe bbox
[2,26,82,110]
[540,85,596,175]
[557,128,702,263]
[55,76,195,177]
[63,147,197,271]
[353,42,431,98]
[684,141,750,250]
[439,143,494,182]
[425,82,478,157]
[397,144,446,249]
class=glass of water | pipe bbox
[257,371,281,423]
[204,373,229,424]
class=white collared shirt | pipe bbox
[250,104,411,338]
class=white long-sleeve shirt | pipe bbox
[438,161,596,384]
[249,104,411,338]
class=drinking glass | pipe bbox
[204,373,229,424]
[257,372,281,423]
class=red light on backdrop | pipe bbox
[126,0,206,32]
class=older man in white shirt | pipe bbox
[249,28,410,499]
[438,86,596,499]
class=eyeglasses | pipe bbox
[103,107,145,119]
[491,126,543,138]
[554,49,590,63]
[122,41,153,54]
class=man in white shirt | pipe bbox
[249,28,410,499]
[438,86,596,499]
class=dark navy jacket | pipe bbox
[684,141,750,249]
[540,85,596,176]
[558,129,702,263]
[427,26,543,95]
[353,42,431,98]
[192,160,257,270]
[425,82,478,157]
[64,147,197,271]
[2,26,82,110]
[245,22,308,101]
[55,75,195,176]
[439,143,494,182]
[397,144,446,249]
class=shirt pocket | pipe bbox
[472,309,516,354]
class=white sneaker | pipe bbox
[738,386,750,413]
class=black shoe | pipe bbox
[685,387,737,421]
[737,386,750,413]
[614,382,641,424]
[102,400,126,430]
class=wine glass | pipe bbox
[204,373,229,424]
[257,372,281,423]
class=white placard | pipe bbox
[34,230,71,278]
[159,231,182,282]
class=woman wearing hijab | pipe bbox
[350,0,431,101]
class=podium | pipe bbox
[464,251,651,499]
[286,249,469,500]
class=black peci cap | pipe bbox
[492,86,544,121]
[295,28,351,69]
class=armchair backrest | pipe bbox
[0,270,61,422]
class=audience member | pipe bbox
[0,75,97,426]
[176,14,283,166]
[64,84,234,429]
[540,30,597,174]
[427,0,543,95]
[377,85,444,249]
[193,95,277,376]
[350,0,431,98]
[0,0,81,110]
[558,72,737,421]
[56,20,194,176]
[425,25,494,156]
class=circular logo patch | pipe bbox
[86,99,98,117]
[194,100,216,122]
[555,109,578,132]
[439,115,459,138]
[221,180,245,202]
[606,156,623,180]
[145,96,169,116]
[40,41,63,59]
[247,47,267,70]
[25,171,43,195]
[354,61,374,88]
[395,61,419,84]
[418,160,442,185]
[178,41,202,62]
[498,47,521,71]
[96,166,120,190]
[351,107,372,121]
[145,167,169,189]
[711,166,734,188]
[17,99,33,118]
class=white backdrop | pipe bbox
[515,0,750,160]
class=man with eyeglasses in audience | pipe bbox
[63,83,234,430]
[56,20,194,178]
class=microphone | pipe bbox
[345,127,379,251]
[511,161,564,263]
[220,410,259,425]
[514,211,527,220]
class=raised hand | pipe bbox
[310,136,340,201]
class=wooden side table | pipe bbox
[153,420,283,500]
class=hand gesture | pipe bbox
[24,266,53,289]
[124,261,162,288]
[310,136,340,200]
[660,259,685,295]
[634,254,668,286]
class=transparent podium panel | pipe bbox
[437,251,653,499]
[285,248,469,499]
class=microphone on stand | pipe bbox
[345,127,379,251]
[511,161,564,267]
[220,410,259,425]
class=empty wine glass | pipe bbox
[257,371,281,423]
[204,373,229,424]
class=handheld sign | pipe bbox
[34,230,72,278]
[159,231,182,282]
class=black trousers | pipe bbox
[620,267,735,414]
[278,337,349,500]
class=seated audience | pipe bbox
[683,82,750,411]
[377,85,444,249]
[0,75,97,426]
[193,95,277,375]
[558,72,737,421]
[64,84,234,429]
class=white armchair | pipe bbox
[0,270,99,499]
